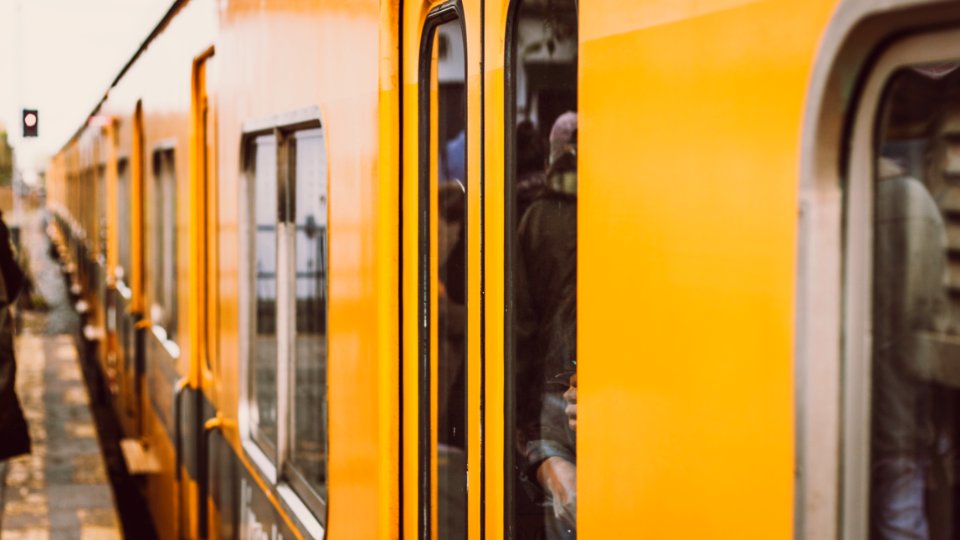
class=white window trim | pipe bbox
[278,484,325,539]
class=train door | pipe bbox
[198,50,218,418]
[125,101,148,444]
[190,47,217,540]
[401,0,482,538]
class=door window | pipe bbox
[505,1,579,537]
[420,8,468,538]
[869,63,960,540]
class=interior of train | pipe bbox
[871,62,960,539]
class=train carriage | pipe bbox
[41,0,960,538]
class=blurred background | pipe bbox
[0,0,172,195]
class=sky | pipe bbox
[0,0,175,183]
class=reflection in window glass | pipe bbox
[201,55,217,373]
[871,64,960,540]
[98,165,107,261]
[426,16,468,540]
[289,128,329,499]
[251,134,278,456]
[150,156,162,319]
[115,159,133,375]
[507,1,578,538]
[150,149,178,339]
[117,159,131,278]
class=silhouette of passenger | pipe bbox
[437,179,467,539]
[872,150,956,539]
[515,120,547,222]
[514,111,578,539]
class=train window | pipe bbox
[505,0,578,538]
[150,148,177,340]
[243,114,328,522]
[199,52,218,374]
[421,9,467,538]
[250,133,279,458]
[117,158,130,281]
[287,127,329,506]
[865,63,960,540]
[98,164,106,262]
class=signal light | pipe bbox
[22,109,38,138]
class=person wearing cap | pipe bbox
[513,111,578,538]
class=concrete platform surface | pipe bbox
[0,210,120,540]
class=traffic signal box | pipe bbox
[22,109,38,138]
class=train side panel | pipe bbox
[578,1,836,537]
[215,1,387,537]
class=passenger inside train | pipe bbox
[872,64,960,540]
[435,17,468,540]
[507,0,578,538]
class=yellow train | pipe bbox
[42,0,960,537]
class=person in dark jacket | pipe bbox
[514,111,578,539]
[0,211,30,461]
[515,120,548,223]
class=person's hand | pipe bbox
[563,374,577,431]
[537,456,577,528]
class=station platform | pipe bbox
[0,210,121,539]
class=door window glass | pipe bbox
[150,148,178,339]
[289,127,329,501]
[422,12,468,539]
[117,159,130,280]
[251,134,279,457]
[506,1,578,537]
[871,64,960,540]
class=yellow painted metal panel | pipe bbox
[130,101,145,315]
[400,4,423,536]
[461,3,484,539]
[578,1,836,537]
[377,3,402,539]
[482,2,509,537]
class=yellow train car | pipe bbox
[42,0,960,538]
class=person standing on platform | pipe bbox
[0,210,29,461]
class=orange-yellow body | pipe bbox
[46,0,960,538]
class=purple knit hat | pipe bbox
[549,111,578,165]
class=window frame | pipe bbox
[239,106,329,533]
[116,157,131,283]
[150,143,178,343]
[841,28,960,539]
[502,0,579,536]
[417,4,468,538]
